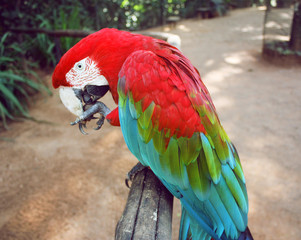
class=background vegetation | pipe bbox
[0,0,294,127]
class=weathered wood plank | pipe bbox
[115,168,146,240]
[156,180,174,240]
[115,168,173,240]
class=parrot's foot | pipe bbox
[125,162,147,188]
[71,101,111,134]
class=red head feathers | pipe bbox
[52,28,156,103]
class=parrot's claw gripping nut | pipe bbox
[70,101,111,134]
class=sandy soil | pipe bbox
[0,8,300,240]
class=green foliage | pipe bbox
[119,0,186,30]
[0,0,211,71]
[0,0,213,33]
[0,33,51,128]
[28,15,57,67]
[53,5,82,52]
[120,0,162,30]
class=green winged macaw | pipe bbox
[52,28,253,240]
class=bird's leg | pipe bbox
[125,162,148,188]
[71,101,111,134]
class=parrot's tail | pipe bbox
[179,205,253,240]
[179,206,213,240]
[237,227,253,240]
[179,205,191,240]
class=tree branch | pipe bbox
[7,28,94,38]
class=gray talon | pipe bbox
[94,116,105,130]
[79,122,88,135]
[125,162,146,188]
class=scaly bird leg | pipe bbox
[70,101,111,134]
[125,162,148,188]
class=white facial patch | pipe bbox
[59,87,83,117]
[65,57,108,87]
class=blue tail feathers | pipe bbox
[237,227,253,240]
[179,205,253,240]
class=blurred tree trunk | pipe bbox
[16,0,27,71]
[265,0,271,8]
[161,0,166,25]
[290,1,301,51]
[95,2,100,30]
[276,0,291,8]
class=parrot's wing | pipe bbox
[117,46,248,240]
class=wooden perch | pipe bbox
[115,168,174,240]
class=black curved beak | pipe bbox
[72,85,110,104]
[85,85,110,99]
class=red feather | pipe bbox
[120,48,207,139]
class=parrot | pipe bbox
[52,28,253,240]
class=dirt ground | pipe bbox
[0,8,300,240]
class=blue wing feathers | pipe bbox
[215,177,246,235]
[179,206,191,240]
[203,201,225,237]
[221,164,248,214]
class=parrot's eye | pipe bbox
[75,61,85,71]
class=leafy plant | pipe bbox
[54,5,82,52]
[0,33,51,129]
[27,15,57,67]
